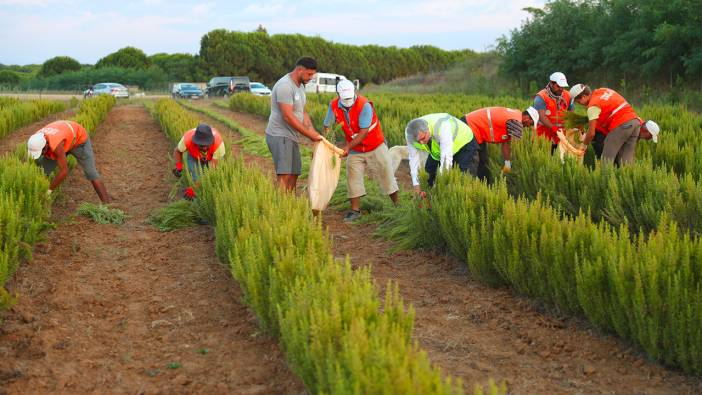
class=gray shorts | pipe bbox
[603,118,640,165]
[266,134,302,175]
[37,138,100,181]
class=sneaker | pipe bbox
[343,210,361,223]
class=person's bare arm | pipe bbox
[280,103,321,141]
[582,119,598,145]
[343,127,370,155]
[501,141,511,161]
[537,109,554,129]
[173,147,183,165]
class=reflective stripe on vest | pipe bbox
[412,113,473,160]
[465,107,519,144]
[609,102,629,118]
[535,89,571,144]
[589,88,638,133]
[62,120,77,149]
[330,96,384,152]
[487,108,495,142]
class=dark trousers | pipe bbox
[425,139,478,187]
[591,131,606,160]
[476,142,490,181]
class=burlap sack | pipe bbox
[308,137,345,211]
[557,129,587,164]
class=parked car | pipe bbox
[84,83,129,98]
[173,83,203,99]
[249,82,271,96]
[205,76,251,97]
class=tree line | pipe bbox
[497,0,702,93]
[1,29,470,91]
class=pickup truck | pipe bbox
[205,76,250,97]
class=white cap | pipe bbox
[27,132,47,159]
[526,106,539,127]
[549,72,569,87]
[645,120,660,143]
[337,79,355,100]
[569,83,587,99]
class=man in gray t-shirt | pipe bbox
[265,56,322,192]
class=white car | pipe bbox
[249,82,271,96]
[87,82,129,98]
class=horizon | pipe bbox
[0,0,545,65]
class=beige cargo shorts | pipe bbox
[346,143,399,198]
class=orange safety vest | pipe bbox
[183,128,223,161]
[465,107,521,144]
[38,120,89,160]
[588,88,638,135]
[330,96,384,152]
[535,89,571,144]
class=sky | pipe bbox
[0,0,547,65]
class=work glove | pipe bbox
[173,162,183,178]
[183,186,196,201]
[502,160,512,174]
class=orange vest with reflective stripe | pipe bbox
[183,129,223,161]
[535,89,571,144]
[465,107,520,144]
[589,88,638,135]
[330,96,384,152]
[39,120,88,160]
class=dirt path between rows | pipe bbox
[189,99,702,394]
[0,105,303,394]
[0,109,76,156]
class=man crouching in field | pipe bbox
[27,120,110,202]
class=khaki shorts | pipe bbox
[346,143,399,198]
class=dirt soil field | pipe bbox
[189,99,702,394]
[0,105,303,394]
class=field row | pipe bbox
[227,93,702,375]
[0,95,115,310]
[149,98,506,394]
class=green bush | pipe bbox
[150,97,498,394]
[0,94,114,311]
[383,170,702,374]
[0,99,66,140]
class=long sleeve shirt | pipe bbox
[406,121,455,186]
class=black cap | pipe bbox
[192,124,214,146]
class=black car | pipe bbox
[174,83,203,99]
[205,76,251,97]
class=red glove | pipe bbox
[173,162,183,177]
[183,186,196,200]
[550,125,560,134]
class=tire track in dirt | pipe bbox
[0,105,303,394]
[0,109,76,156]
[197,100,702,394]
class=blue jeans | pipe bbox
[425,139,478,187]
[186,153,210,182]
